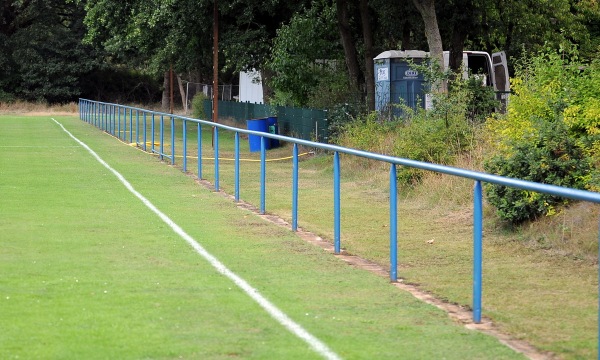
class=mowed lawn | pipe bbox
[0,115,524,359]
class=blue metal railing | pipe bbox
[79,99,600,351]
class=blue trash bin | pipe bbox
[246,118,271,152]
[267,116,279,148]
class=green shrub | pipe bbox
[485,118,592,224]
[191,92,208,120]
[393,102,474,183]
[483,47,600,225]
[337,80,476,185]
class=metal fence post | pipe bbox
[143,113,147,151]
[334,151,341,254]
[292,143,299,232]
[129,108,133,143]
[170,116,175,165]
[260,136,266,214]
[182,120,187,172]
[473,180,483,323]
[235,132,240,202]
[390,164,398,282]
[198,124,203,180]
[160,115,164,161]
[214,127,219,191]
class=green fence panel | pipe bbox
[202,100,328,142]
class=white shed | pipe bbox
[239,70,264,104]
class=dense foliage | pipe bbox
[2,0,599,106]
[336,74,482,184]
[484,49,600,224]
[0,0,99,103]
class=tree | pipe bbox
[411,0,443,71]
[0,0,100,103]
[83,0,307,108]
[267,1,346,107]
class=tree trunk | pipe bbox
[261,67,274,104]
[161,71,169,111]
[411,0,446,92]
[336,0,361,90]
[449,29,467,74]
[176,74,186,112]
[402,21,412,50]
[359,0,375,111]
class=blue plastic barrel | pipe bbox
[246,118,270,152]
[267,116,279,148]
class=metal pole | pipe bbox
[160,115,164,161]
[143,113,147,151]
[129,108,133,143]
[292,143,299,231]
[390,164,398,282]
[197,124,203,180]
[235,132,240,202]
[170,116,175,165]
[260,136,266,214]
[214,127,219,191]
[151,113,155,154]
[183,120,187,172]
[473,180,483,323]
[334,151,341,254]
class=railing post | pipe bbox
[260,136,266,214]
[151,113,155,154]
[473,180,483,323]
[143,112,147,151]
[334,151,341,254]
[112,105,116,135]
[160,115,164,161]
[182,120,187,172]
[117,106,121,138]
[390,164,398,282]
[170,116,175,165]
[135,110,140,146]
[129,108,133,143]
[214,127,219,191]
[292,143,299,232]
[197,123,203,180]
[235,132,240,202]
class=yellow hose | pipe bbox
[121,139,313,162]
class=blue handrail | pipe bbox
[78,99,600,352]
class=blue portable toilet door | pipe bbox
[390,79,426,115]
[390,61,426,113]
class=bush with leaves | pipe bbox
[337,74,476,185]
[484,47,600,224]
[191,92,208,120]
[485,118,592,224]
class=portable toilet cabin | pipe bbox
[374,50,429,116]
[374,50,510,116]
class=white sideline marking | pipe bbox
[0,145,80,148]
[52,118,342,360]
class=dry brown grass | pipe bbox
[0,100,79,114]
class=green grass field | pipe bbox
[0,115,525,359]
